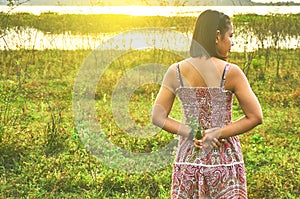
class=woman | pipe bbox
[151,10,263,198]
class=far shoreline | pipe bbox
[0,5,299,16]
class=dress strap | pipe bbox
[176,64,184,87]
[220,63,231,89]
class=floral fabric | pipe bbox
[172,65,247,199]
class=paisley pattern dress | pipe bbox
[171,64,247,199]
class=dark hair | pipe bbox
[190,10,232,60]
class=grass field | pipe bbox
[0,13,299,198]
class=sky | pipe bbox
[0,0,299,5]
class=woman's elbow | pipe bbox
[255,114,263,126]
[256,117,263,126]
[247,113,263,127]
[151,105,167,128]
[151,113,164,128]
[151,115,159,126]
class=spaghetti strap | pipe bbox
[176,64,184,87]
[220,63,231,89]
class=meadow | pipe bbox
[0,12,299,198]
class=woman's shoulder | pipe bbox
[164,63,179,76]
[164,60,189,77]
[225,62,245,76]
[168,60,187,69]
[225,62,249,92]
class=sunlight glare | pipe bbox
[109,6,172,16]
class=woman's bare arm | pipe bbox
[151,66,191,138]
[219,64,263,138]
[201,64,263,142]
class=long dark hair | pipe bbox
[190,10,231,60]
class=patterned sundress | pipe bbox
[171,63,247,199]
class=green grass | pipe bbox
[0,47,299,198]
[0,12,299,198]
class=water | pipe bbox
[1,26,298,51]
[0,6,299,51]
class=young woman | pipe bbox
[152,10,263,198]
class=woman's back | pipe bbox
[173,57,234,89]
[174,61,243,165]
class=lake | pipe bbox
[0,6,299,51]
[1,27,298,51]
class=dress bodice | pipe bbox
[176,87,233,130]
[174,64,244,166]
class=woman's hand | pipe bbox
[194,127,225,150]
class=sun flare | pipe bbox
[106,6,169,16]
